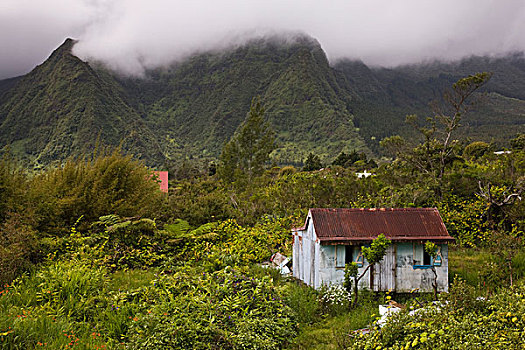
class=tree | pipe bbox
[346,234,391,307]
[380,72,492,194]
[434,72,492,179]
[29,150,165,235]
[332,151,359,168]
[218,97,275,183]
[477,180,523,230]
[463,141,491,160]
[424,242,439,300]
[489,231,524,288]
[303,152,323,171]
[510,133,525,150]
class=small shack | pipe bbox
[292,208,454,292]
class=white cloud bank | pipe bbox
[1,0,525,77]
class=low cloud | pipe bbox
[1,0,525,78]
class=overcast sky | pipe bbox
[1,0,525,78]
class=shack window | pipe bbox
[413,243,432,268]
[335,246,345,268]
[423,250,431,265]
[345,246,354,265]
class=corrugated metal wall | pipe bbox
[294,238,449,292]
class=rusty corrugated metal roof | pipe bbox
[309,208,454,243]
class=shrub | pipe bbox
[29,151,165,235]
[17,260,108,321]
[282,282,321,325]
[0,214,39,285]
[174,217,293,266]
[344,281,525,349]
[0,260,111,348]
[125,267,297,349]
[319,284,351,316]
[463,141,491,160]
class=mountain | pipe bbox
[0,39,164,168]
[0,36,524,168]
[334,55,525,152]
[117,35,367,165]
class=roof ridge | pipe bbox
[309,207,437,211]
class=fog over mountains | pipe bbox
[0,36,524,168]
[2,1,525,79]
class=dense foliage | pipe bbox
[218,97,276,183]
[345,279,525,349]
[0,65,524,348]
[0,261,297,350]
[2,37,525,168]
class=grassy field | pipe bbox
[449,246,525,290]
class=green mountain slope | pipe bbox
[335,54,525,151]
[0,39,164,168]
[0,76,22,105]
[0,36,524,168]
[117,36,367,165]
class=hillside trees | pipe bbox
[380,72,492,194]
[0,155,27,222]
[218,97,275,183]
[511,133,525,150]
[303,152,323,171]
[0,156,40,284]
[332,150,377,170]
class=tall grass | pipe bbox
[449,245,525,294]
[0,260,112,349]
[289,298,378,350]
[448,246,491,287]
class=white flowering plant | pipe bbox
[319,284,351,315]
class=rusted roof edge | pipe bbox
[292,210,312,232]
[319,236,455,243]
[309,207,441,212]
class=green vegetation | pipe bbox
[0,39,164,168]
[218,97,276,183]
[0,68,525,349]
[344,279,525,349]
[2,36,525,169]
[347,235,392,308]
[0,133,522,348]
[302,152,323,171]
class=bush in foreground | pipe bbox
[344,279,525,349]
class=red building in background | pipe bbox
[152,171,168,193]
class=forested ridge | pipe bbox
[0,36,524,169]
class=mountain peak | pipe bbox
[48,38,78,59]
[61,37,77,48]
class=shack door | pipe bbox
[372,245,396,292]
